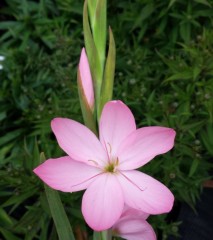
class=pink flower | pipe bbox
[78,48,94,109]
[33,100,175,231]
[112,206,156,240]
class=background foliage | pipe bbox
[0,0,213,239]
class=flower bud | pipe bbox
[78,48,94,110]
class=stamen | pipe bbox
[120,172,146,191]
[101,140,111,162]
[107,142,112,154]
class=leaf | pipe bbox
[194,9,213,17]
[88,0,98,28]
[0,21,20,29]
[0,227,21,240]
[0,111,6,121]
[99,27,116,118]
[41,153,75,240]
[180,22,191,43]
[156,17,168,35]
[168,0,177,9]
[146,90,155,106]
[0,143,14,164]
[181,121,205,132]
[83,0,103,106]
[193,66,201,80]
[0,130,23,147]
[165,71,193,82]
[200,124,213,155]
[2,188,38,208]
[137,23,148,41]
[189,158,199,177]
[93,0,107,69]
[0,208,13,227]
[132,3,154,30]
[194,0,212,7]
[14,205,47,239]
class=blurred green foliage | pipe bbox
[0,0,213,239]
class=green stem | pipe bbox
[93,230,112,240]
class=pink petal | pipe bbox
[79,48,94,109]
[117,170,174,214]
[51,118,108,167]
[33,156,101,192]
[113,216,156,240]
[118,127,176,170]
[82,173,124,231]
[121,205,149,220]
[99,101,136,158]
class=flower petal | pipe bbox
[118,127,176,170]
[33,156,101,192]
[113,216,156,240]
[99,101,136,158]
[51,118,108,166]
[121,205,149,220]
[117,170,174,214]
[79,48,94,108]
[82,173,124,231]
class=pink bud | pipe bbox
[79,48,94,109]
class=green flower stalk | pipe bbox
[88,0,106,72]
[83,0,116,121]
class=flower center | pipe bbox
[104,158,119,173]
[105,163,115,173]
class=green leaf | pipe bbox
[200,124,213,155]
[0,130,23,147]
[0,208,13,227]
[2,188,38,208]
[165,70,193,82]
[33,138,41,168]
[41,153,75,240]
[180,22,191,43]
[189,158,199,177]
[0,143,14,164]
[168,0,177,9]
[156,17,168,35]
[194,9,213,17]
[0,21,20,29]
[181,121,205,132]
[92,0,107,69]
[99,27,116,118]
[0,111,6,121]
[194,0,212,7]
[88,0,98,28]
[83,0,103,109]
[132,3,154,30]
[0,227,21,240]
[193,66,201,80]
